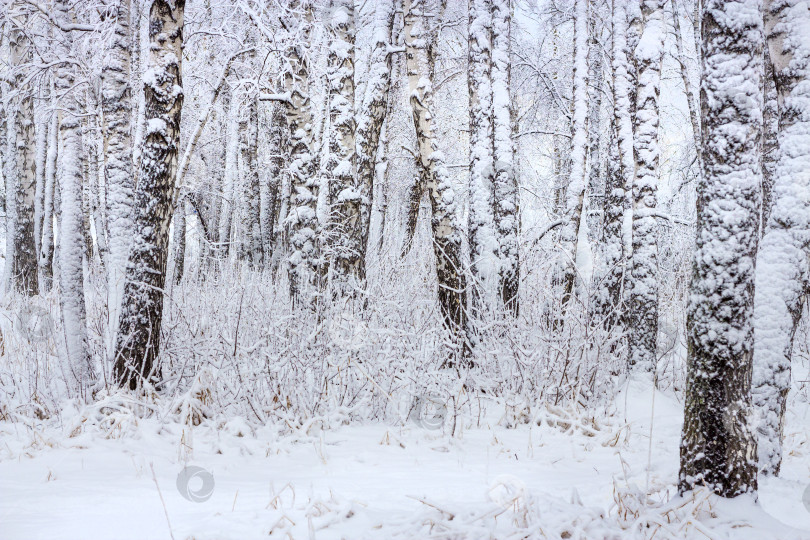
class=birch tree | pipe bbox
[403,0,468,356]
[467,0,496,313]
[325,0,359,292]
[752,0,810,476]
[282,1,319,299]
[240,91,262,265]
[679,0,762,496]
[114,0,185,389]
[552,0,588,313]
[355,0,396,268]
[628,0,665,371]
[491,0,518,314]
[594,0,635,334]
[6,21,37,294]
[54,0,92,393]
[102,0,134,357]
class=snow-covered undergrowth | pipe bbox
[1,260,809,539]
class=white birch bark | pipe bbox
[6,24,38,294]
[752,0,810,476]
[54,0,92,394]
[114,0,185,389]
[491,0,519,314]
[468,0,496,312]
[628,0,665,371]
[325,0,360,291]
[553,0,589,313]
[679,0,762,496]
[403,0,469,356]
[282,1,319,299]
[103,0,135,362]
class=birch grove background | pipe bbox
[1,0,809,538]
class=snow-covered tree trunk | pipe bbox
[752,0,810,477]
[240,92,262,266]
[325,0,360,292]
[679,0,762,496]
[552,0,589,313]
[760,45,778,235]
[491,0,519,315]
[114,0,184,390]
[628,0,665,371]
[6,24,38,294]
[584,7,605,245]
[282,2,319,299]
[670,0,700,161]
[218,92,239,258]
[103,0,135,360]
[171,199,186,283]
[33,86,47,291]
[39,93,57,290]
[262,103,286,265]
[403,0,469,357]
[467,0,495,314]
[54,0,93,394]
[594,0,635,334]
[355,0,396,265]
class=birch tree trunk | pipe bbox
[54,0,92,394]
[670,0,700,160]
[282,2,319,299]
[103,0,134,360]
[491,0,519,315]
[39,94,57,290]
[468,0,495,314]
[403,0,469,357]
[240,92,262,266]
[552,0,589,313]
[760,46,778,235]
[218,92,239,258]
[262,103,286,265]
[628,0,665,371]
[355,0,396,264]
[679,0,762,496]
[7,24,38,294]
[752,0,810,477]
[114,0,184,390]
[33,86,47,291]
[325,0,360,292]
[594,0,635,334]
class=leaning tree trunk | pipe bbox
[552,0,589,314]
[752,0,810,477]
[54,0,93,395]
[467,0,496,315]
[114,0,185,390]
[282,1,319,300]
[491,0,519,315]
[679,0,762,497]
[102,0,135,362]
[403,0,469,358]
[6,25,38,295]
[325,0,360,293]
[628,0,665,372]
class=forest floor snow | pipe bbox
[1,376,809,540]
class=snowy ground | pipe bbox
[2,377,809,540]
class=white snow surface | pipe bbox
[1,377,808,540]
